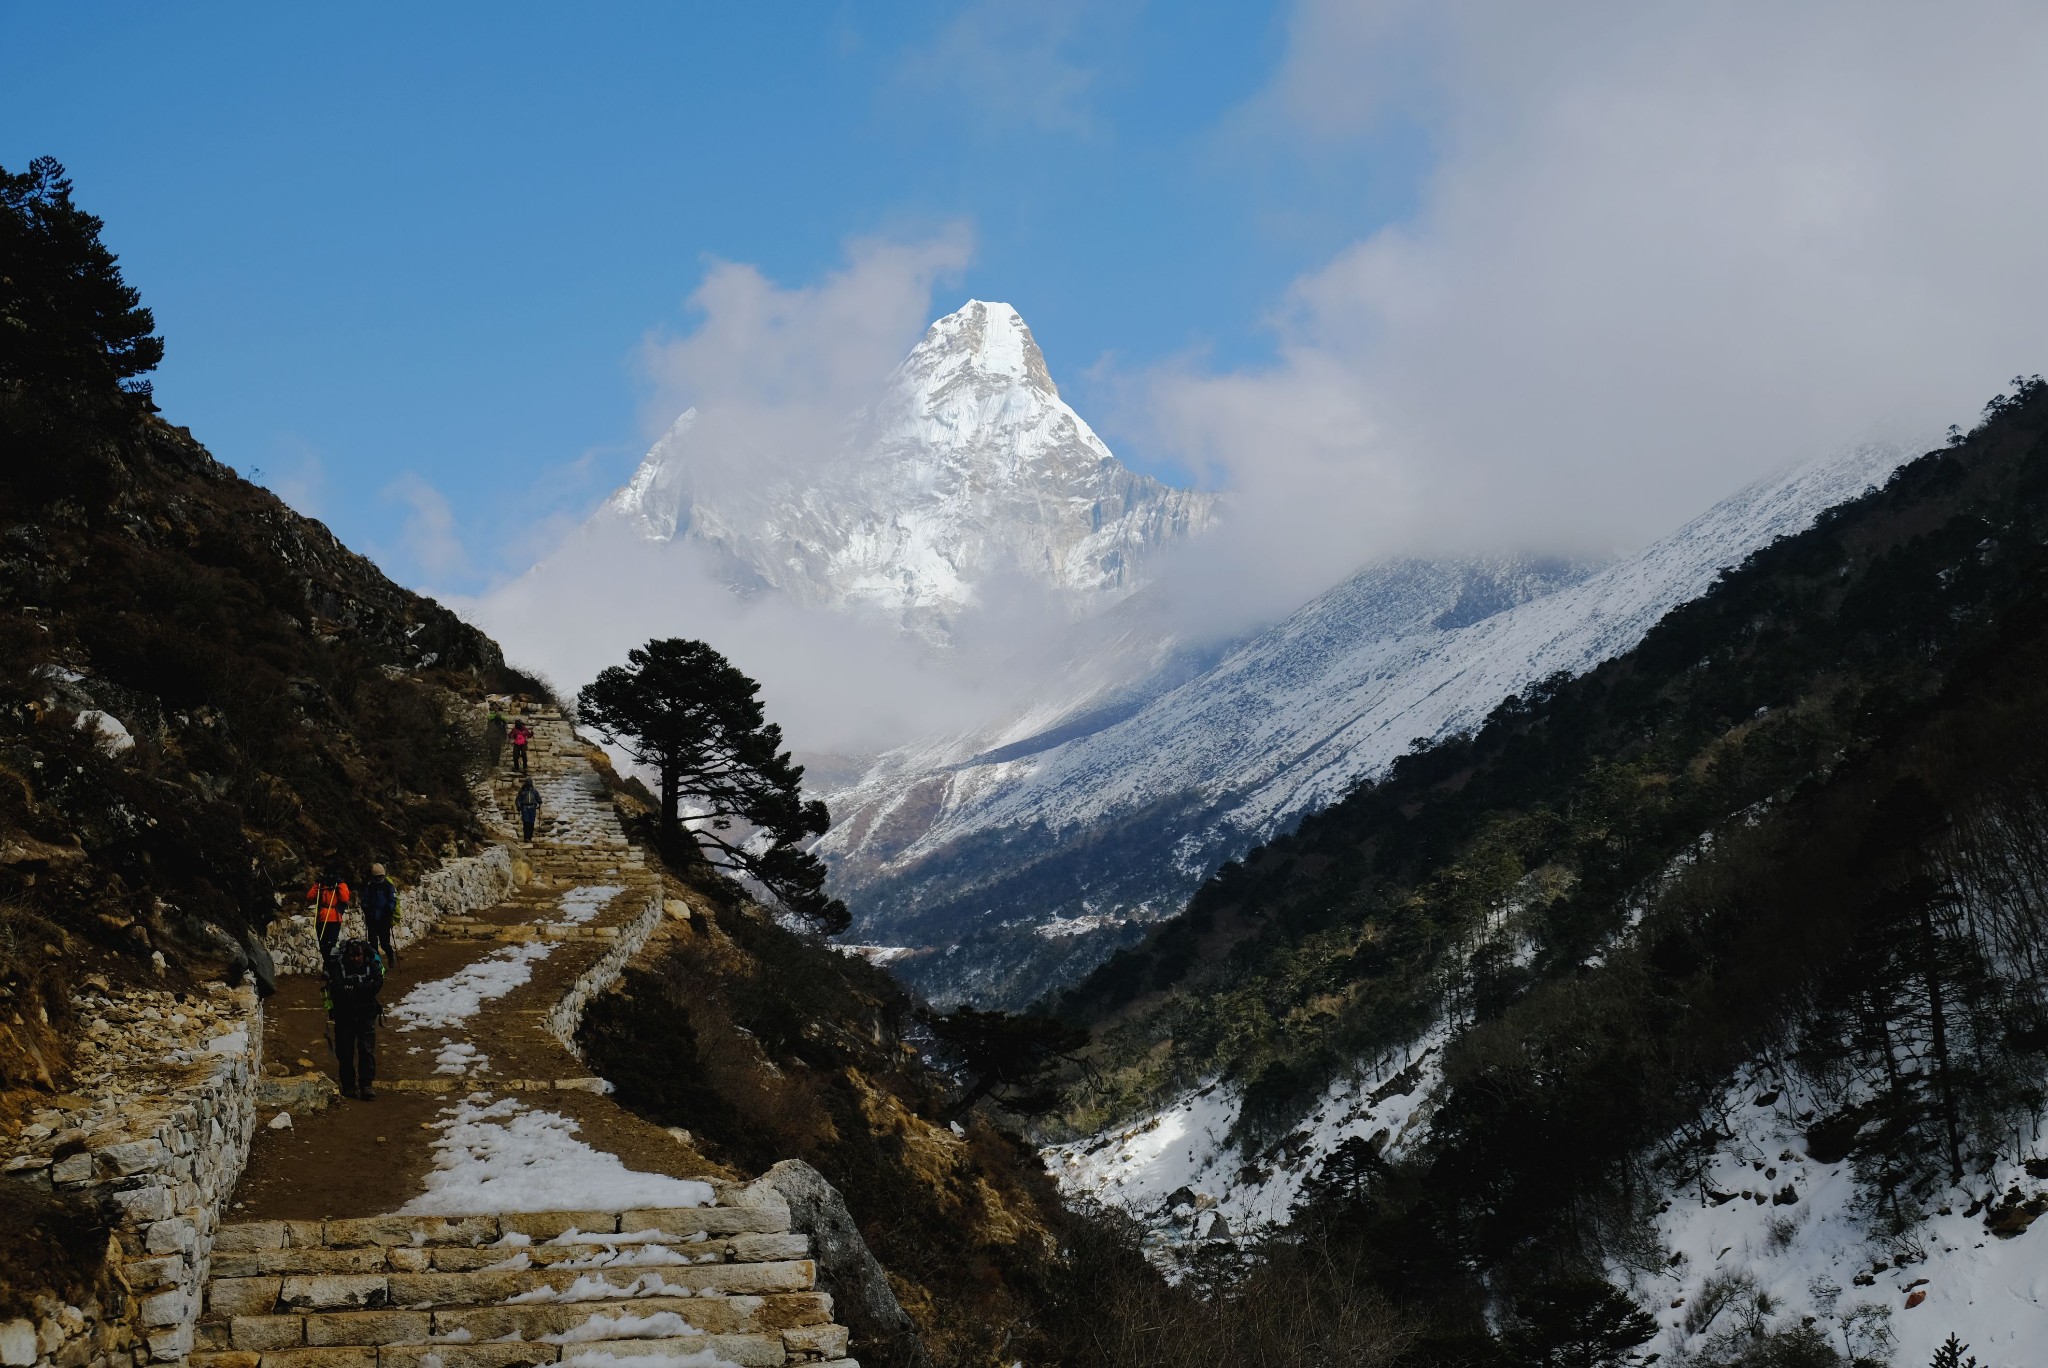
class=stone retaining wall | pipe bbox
[542,892,667,1057]
[263,846,517,975]
[2,982,262,1368]
[5,847,521,1368]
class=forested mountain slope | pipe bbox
[1056,378,2048,1365]
[825,439,1907,1010]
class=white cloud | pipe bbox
[1138,0,2048,629]
[464,231,986,755]
[259,437,328,520]
[383,473,471,587]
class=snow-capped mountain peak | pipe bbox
[899,299,1058,398]
[590,300,1218,635]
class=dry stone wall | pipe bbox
[5,846,521,1368]
[542,891,666,1057]
[262,846,517,976]
[1,981,261,1368]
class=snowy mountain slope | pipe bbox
[597,300,1220,637]
[1049,1043,2048,1367]
[819,439,1916,1006]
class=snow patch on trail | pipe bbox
[391,943,554,1031]
[541,1311,705,1343]
[402,1096,714,1215]
[387,946,552,1032]
[1631,1064,2048,1368]
[505,1273,697,1305]
[557,884,627,926]
[433,1040,487,1075]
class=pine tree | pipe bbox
[0,156,163,399]
[1928,1332,1980,1368]
[577,638,847,932]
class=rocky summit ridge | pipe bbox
[599,300,1219,638]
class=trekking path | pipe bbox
[205,706,857,1368]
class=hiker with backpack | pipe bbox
[485,702,508,768]
[516,777,542,842]
[509,718,531,773]
[360,862,401,969]
[307,870,352,957]
[322,936,384,1100]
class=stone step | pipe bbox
[205,1259,817,1318]
[218,1205,789,1252]
[211,1231,809,1279]
[197,1289,831,1350]
[188,1326,823,1368]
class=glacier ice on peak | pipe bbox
[596,299,1218,638]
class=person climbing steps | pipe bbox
[322,935,383,1100]
[509,717,531,773]
[361,861,399,968]
[516,776,542,842]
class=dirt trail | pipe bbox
[231,705,720,1220]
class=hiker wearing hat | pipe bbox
[322,936,384,1101]
[307,870,352,958]
[361,862,400,969]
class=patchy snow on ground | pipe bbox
[434,1040,487,1075]
[834,944,914,966]
[1627,1063,2048,1368]
[390,943,554,1031]
[540,1311,705,1343]
[1047,1022,1448,1249]
[505,1273,697,1305]
[556,884,627,926]
[74,709,134,754]
[402,1096,715,1215]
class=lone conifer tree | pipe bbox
[577,638,847,933]
[0,157,164,399]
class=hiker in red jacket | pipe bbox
[509,719,531,774]
[307,871,352,957]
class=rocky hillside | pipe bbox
[0,160,538,1118]
[1051,380,2048,1367]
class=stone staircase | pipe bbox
[200,701,862,1368]
[191,1195,850,1368]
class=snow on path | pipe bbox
[390,942,554,1032]
[402,1096,714,1215]
[556,884,626,926]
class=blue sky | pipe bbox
[11,3,2047,617]
[0,2,1429,591]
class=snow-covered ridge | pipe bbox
[599,300,1219,636]
[820,438,1918,1001]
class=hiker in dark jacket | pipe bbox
[485,703,507,767]
[360,862,400,969]
[322,937,384,1100]
[516,777,542,842]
